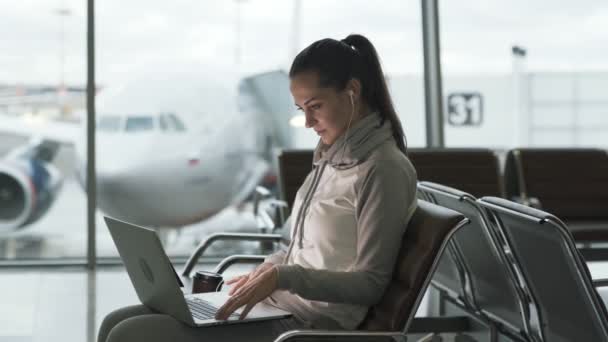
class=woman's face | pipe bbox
[290,71,352,146]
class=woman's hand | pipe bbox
[215,265,278,320]
[226,262,274,296]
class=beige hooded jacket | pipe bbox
[263,112,418,330]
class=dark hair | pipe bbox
[289,34,407,155]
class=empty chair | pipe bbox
[277,149,314,211]
[420,182,540,342]
[479,196,608,342]
[504,148,608,244]
[408,148,503,198]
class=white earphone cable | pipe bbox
[339,91,355,165]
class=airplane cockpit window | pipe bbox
[125,116,155,132]
[167,113,186,132]
[159,114,170,132]
[97,116,121,132]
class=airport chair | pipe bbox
[210,200,471,342]
[504,148,608,260]
[478,196,608,342]
[408,148,503,198]
[419,182,542,342]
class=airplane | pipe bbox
[0,69,296,233]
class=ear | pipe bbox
[346,78,362,101]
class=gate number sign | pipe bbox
[447,92,483,127]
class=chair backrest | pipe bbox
[359,200,469,332]
[419,182,530,340]
[277,149,314,211]
[504,148,608,221]
[408,148,503,198]
[479,196,608,342]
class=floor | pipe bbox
[0,261,434,342]
[0,263,251,342]
[4,261,608,342]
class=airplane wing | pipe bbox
[0,114,80,146]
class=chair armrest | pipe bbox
[593,278,608,288]
[268,199,289,208]
[253,186,274,217]
[213,254,267,274]
[181,233,282,277]
[274,330,406,342]
[272,317,471,342]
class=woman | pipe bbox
[99,33,418,342]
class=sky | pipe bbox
[1,0,608,87]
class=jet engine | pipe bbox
[0,158,62,233]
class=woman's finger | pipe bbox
[251,266,266,278]
[239,300,258,320]
[232,277,258,297]
[217,291,251,320]
[228,277,249,295]
[225,274,247,285]
[216,295,240,320]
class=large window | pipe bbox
[0,0,87,261]
[439,0,608,149]
[95,0,425,260]
[0,0,425,263]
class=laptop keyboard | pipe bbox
[186,297,239,321]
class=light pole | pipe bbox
[54,7,72,88]
[54,7,72,117]
[512,45,527,146]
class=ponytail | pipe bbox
[341,34,407,155]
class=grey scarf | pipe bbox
[283,112,394,262]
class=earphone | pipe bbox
[338,89,356,164]
[348,90,354,119]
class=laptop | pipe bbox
[104,216,292,327]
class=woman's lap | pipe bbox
[99,304,304,342]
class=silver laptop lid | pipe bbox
[104,216,194,325]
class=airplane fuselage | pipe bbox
[74,112,269,228]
